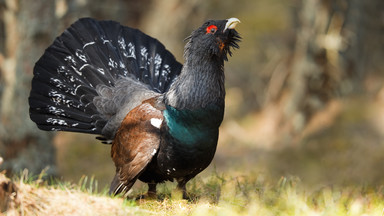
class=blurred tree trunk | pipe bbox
[140,0,207,59]
[0,0,59,176]
[272,0,384,144]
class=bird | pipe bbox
[29,17,240,199]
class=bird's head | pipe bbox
[185,18,241,61]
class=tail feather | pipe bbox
[29,18,182,137]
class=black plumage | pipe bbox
[29,17,240,198]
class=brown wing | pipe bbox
[110,97,163,195]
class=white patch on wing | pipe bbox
[150,118,162,129]
[151,149,157,156]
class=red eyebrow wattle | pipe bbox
[206,25,218,33]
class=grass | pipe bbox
[2,169,384,216]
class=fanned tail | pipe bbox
[29,18,182,137]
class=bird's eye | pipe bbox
[206,25,218,34]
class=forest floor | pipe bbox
[1,169,384,215]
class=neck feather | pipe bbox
[165,54,225,109]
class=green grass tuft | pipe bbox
[4,170,384,215]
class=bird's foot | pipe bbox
[136,183,157,200]
[135,192,157,200]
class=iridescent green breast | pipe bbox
[163,104,224,146]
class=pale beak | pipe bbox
[224,18,241,31]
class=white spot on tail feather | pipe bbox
[75,49,87,63]
[48,106,65,115]
[150,118,162,129]
[64,55,76,65]
[140,46,148,69]
[108,58,118,69]
[47,118,68,126]
[100,35,110,44]
[79,64,90,71]
[140,47,148,60]
[127,42,136,59]
[97,68,105,75]
[118,37,126,49]
[83,41,95,49]
[119,61,126,69]
[71,66,82,76]
[74,85,82,95]
[154,54,162,77]
[162,64,171,78]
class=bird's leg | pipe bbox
[136,183,157,200]
[147,183,157,199]
[176,180,188,199]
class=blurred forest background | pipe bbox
[0,0,383,190]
